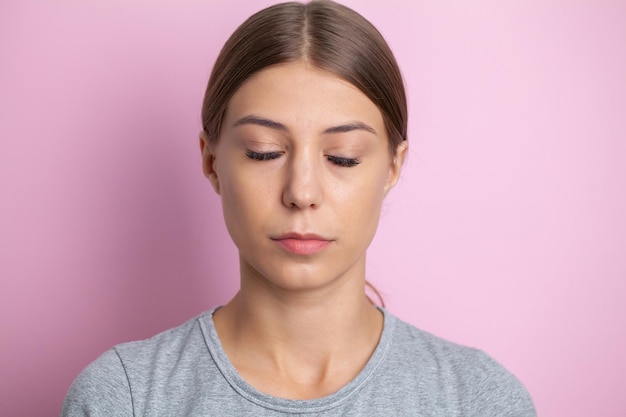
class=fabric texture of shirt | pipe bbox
[61,307,536,416]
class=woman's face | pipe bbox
[201,61,406,292]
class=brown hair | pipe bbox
[201,0,407,154]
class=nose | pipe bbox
[281,152,323,209]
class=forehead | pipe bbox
[224,61,385,131]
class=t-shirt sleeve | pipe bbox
[461,349,536,417]
[60,348,133,417]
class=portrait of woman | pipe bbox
[2,0,624,416]
[57,1,536,415]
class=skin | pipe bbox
[200,60,407,399]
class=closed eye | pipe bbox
[245,150,284,161]
[326,155,360,167]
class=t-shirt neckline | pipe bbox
[198,306,396,413]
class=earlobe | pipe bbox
[199,131,220,195]
[384,140,408,195]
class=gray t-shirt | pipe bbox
[61,307,536,416]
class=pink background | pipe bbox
[1,1,625,416]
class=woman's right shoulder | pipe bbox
[61,348,133,417]
[61,310,215,417]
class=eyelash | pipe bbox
[246,150,361,168]
[245,150,283,161]
[326,155,361,167]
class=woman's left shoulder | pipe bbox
[384,312,537,416]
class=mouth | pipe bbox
[270,233,333,255]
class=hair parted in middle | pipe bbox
[201,0,408,154]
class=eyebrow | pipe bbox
[233,115,377,136]
[233,115,287,131]
[323,122,377,135]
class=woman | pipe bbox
[62,1,535,415]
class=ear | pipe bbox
[383,140,408,195]
[199,131,220,195]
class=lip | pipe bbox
[271,233,333,255]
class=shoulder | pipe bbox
[112,311,210,371]
[385,312,536,416]
[61,349,132,416]
[61,311,213,416]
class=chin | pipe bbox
[249,262,350,293]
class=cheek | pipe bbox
[218,170,257,235]
[218,166,278,241]
[336,166,388,236]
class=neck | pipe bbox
[212,258,383,398]
[218,270,382,353]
